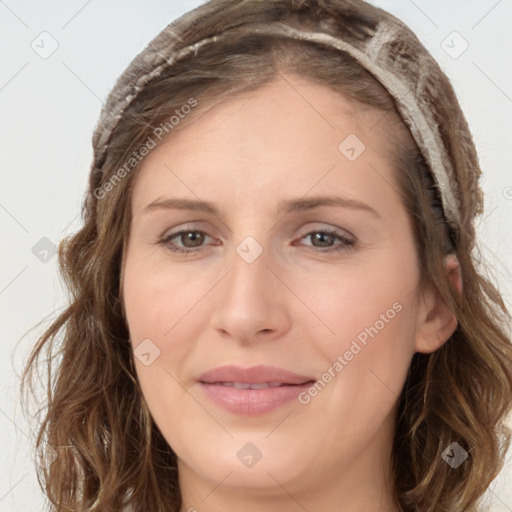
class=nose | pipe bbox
[209,236,291,345]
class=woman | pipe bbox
[22,0,512,510]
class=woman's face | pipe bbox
[121,76,454,506]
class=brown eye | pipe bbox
[300,229,356,253]
[159,230,211,254]
[309,231,336,248]
[177,231,205,248]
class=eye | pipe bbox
[298,228,356,253]
[158,227,356,255]
[159,229,214,254]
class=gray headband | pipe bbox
[91,17,465,232]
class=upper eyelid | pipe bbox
[161,224,352,239]
[161,219,353,234]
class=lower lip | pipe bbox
[200,382,313,416]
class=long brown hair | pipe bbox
[21,1,512,511]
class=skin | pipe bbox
[121,75,461,512]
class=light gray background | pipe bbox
[1,0,511,510]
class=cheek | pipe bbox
[122,260,207,429]
[297,249,420,416]
[122,255,208,345]
[306,249,419,352]
[122,255,227,424]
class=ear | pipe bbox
[414,254,462,354]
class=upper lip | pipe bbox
[198,365,314,385]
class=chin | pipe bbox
[174,432,309,491]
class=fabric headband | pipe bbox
[91,18,466,233]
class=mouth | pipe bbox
[212,381,297,389]
[198,365,316,416]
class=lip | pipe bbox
[198,365,315,416]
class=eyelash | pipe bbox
[158,228,356,255]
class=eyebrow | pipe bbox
[143,195,380,218]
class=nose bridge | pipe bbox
[224,234,273,315]
[209,232,290,341]
[224,217,274,297]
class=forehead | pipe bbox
[151,76,389,149]
[130,76,404,215]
